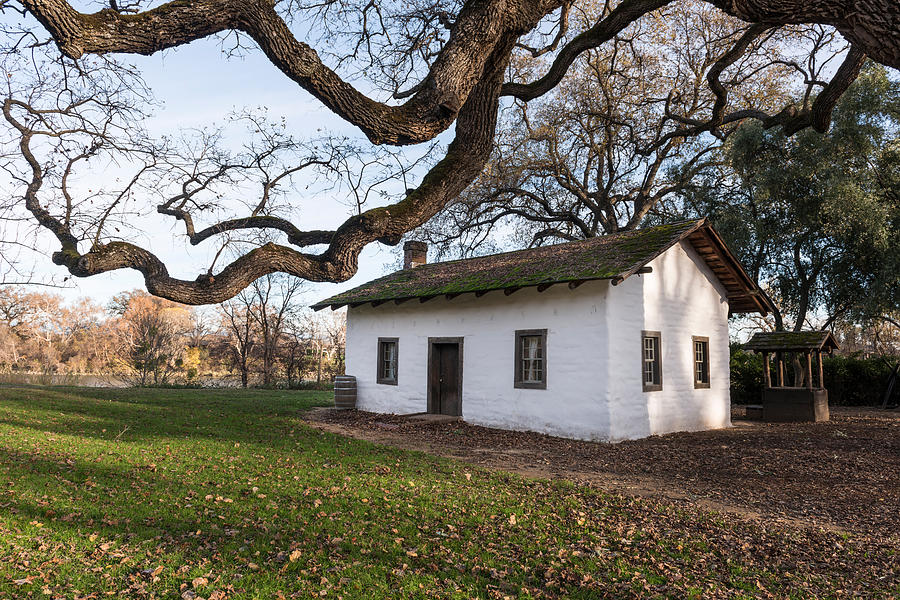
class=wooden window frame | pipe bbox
[693,336,710,389]
[641,330,662,392]
[376,337,399,385]
[514,329,548,389]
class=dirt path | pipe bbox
[304,406,900,539]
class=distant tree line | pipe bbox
[0,277,345,388]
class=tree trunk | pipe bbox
[771,305,785,332]
[286,347,296,388]
[792,354,806,387]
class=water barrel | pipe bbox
[333,375,357,409]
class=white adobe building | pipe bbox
[313,219,772,441]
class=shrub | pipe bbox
[823,355,897,406]
[730,345,763,404]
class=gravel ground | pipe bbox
[306,405,900,539]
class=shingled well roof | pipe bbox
[745,331,840,352]
[312,218,773,314]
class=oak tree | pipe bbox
[420,3,834,251]
[673,64,900,332]
[2,0,898,303]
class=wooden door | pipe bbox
[429,341,461,416]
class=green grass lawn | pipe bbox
[0,386,896,599]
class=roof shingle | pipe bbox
[745,331,840,352]
[312,218,771,314]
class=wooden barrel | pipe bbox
[333,375,357,410]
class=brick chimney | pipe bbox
[403,241,428,269]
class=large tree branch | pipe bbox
[733,45,867,135]
[23,0,556,145]
[156,203,335,248]
[19,0,900,151]
[502,0,672,101]
[644,39,866,155]
[708,0,900,69]
[7,33,517,304]
[505,0,898,105]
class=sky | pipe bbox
[6,14,431,308]
[2,5,866,321]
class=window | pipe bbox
[642,331,662,391]
[515,329,547,389]
[377,337,398,385]
[693,336,710,388]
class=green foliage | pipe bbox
[676,63,900,328]
[823,355,898,406]
[729,345,763,404]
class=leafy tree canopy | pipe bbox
[673,63,900,331]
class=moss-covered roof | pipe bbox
[313,219,714,310]
[745,331,840,352]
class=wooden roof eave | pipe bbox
[314,274,624,311]
[820,331,840,351]
[688,226,773,316]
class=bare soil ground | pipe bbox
[305,406,900,539]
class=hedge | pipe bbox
[730,344,899,406]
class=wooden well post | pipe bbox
[805,351,813,390]
[817,350,824,389]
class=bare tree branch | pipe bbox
[2,0,898,304]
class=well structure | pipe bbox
[745,331,839,422]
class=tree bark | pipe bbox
[22,0,556,145]
[14,0,900,304]
[708,0,900,69]
[23,0,900,148]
